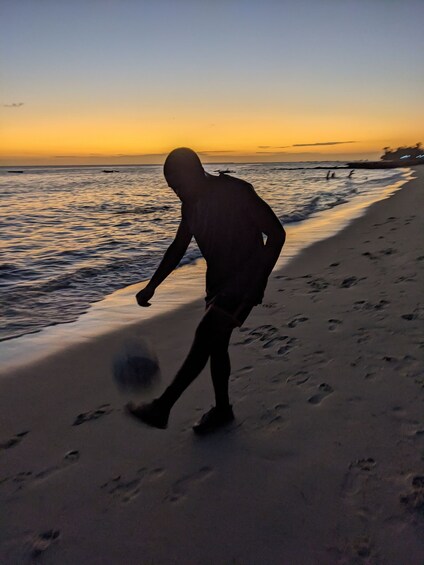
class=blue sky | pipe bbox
[1,0,423,164]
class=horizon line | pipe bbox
[0,158,360,168]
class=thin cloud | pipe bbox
[53,153,167,158]
[292,141,357,147]
[114,153,167,158]
[198,150,236,154]
[255,150,288,154]
[3,102,24,108]
[257,145,290,150]
[257,142,357,151]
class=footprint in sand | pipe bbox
[234,365,253,373]
[72,404,113,426]
[237,326,297,356]
[308,383,334,405]
[3,451,80,494]
[258,403,289,431]
[31,529,61,559]
[340,276,365,288]
[401,313,418,321]
[328,318,342,331]
[34,450,80,481]
[307,277,329,292]
[380,247,396,255]
[341,457,377,501]
[287,316,308,328]
[101,467,166,504]
[374,299,390,310]
[350,458,376,472]
[101,468,146,503]
[382,355,400,363]
[277,336,297,356]
[231,366,253,381]
[12,449,80,491]
[400,475,424,514]
[64,450,80,462]
[1,471,32,491]
[396,273,417,283]
[164,466,213,503]
[362,251,378,261]
[353,299,390,312]
[261,302,277,309]
[249,325,278,341]
[263,336,285,349]
[235,324,276,345]
[286,371,310,386]
[0,430,29,451]
[327,536,375,562]
[354,327,371,344]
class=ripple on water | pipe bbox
[0,164,412,341]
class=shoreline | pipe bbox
[0,169,412,374]
[1,168,423,563]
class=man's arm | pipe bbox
[136,218,192,307]
[227,184,285,302]
[247,185,286,280]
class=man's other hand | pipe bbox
[136,285,155,307]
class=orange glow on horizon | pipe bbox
[1,119,421,165]
[1,103,422,165]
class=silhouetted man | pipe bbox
[127,148,285,434]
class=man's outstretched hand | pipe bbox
[136,285,155,307]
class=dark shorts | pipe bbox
[206,294,255,328]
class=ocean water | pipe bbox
[0,162,410,342]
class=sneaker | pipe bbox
[193,405,235,435]
[126,399,169,429]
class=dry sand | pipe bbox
[1,168,423,564]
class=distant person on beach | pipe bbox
[326,170,331,180]
[127,148,286,434]
[331,172,336,179]
[348,169,354,178]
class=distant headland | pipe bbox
[348,142,424,169]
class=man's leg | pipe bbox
[127,307,232,428]
[209,328,233,409]
[157,310,226,409]
[191,326,235,435]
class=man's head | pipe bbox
[164,147,204,200]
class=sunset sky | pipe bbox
[1,0,423,165]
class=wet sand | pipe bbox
[0,168,423,564]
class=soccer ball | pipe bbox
[112,336,160,393]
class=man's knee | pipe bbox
[194,317,217,344]
[195,312,231,348]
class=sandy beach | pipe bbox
[1,168,423,564]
